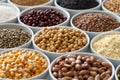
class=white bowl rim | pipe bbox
[102,0,120,16]
[18,6,70,29]
[49,52,115,80]
[8,0,53,8]
[115,64,120,80]
[0,23,34,51]
[0,3,20,23]
[90,31,120,60]
[54,0,102,11]
[70,10,120,33]
[32,26,90,54]
[0,48,50,79]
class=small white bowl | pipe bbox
[102,0,120,16]
[0,3,20,23]
[71,10,120,39]
[8,0,53,11]
[115,65,120,80]
[90,31,120,67]
[0,48,50,79]
[18,6,70,33]
[49,52,115,80]
[0,23,33,51]
[32,26,90,61]
[54,0,102,16]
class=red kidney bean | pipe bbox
[20,9,67,27]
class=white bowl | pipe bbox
[90,31,120,67]
[32,26,90,61]
[0,48,50,79]
[18,6,70,33]
[49,52,115,80]
[0,3,20,23]
[115,65,120,80]
[71,10,120,39]
[102,0,120,16]
[54,0,102,16]
[0,23,33,51]
[8,0,53,11]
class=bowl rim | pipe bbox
[54,0,102,11]
[32,26,90,54]
[0,3,20,23]
[102,0,120,16]
[0,23,34,51]
[90,31,120,60]
[115,64,120,80]
[70,10,120,34]
[8,0,53,8]
[18,6,70,29]
[49,52,115,80]
[0,48,50,79]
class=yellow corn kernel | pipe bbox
[35,60,42,65]
[0,60,2,64]
[29,56,34,59]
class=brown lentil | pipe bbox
[0,49,48,79]
[0,28,31,48]
[11,0,49,6]
[34,27,87,53]
[52,54,112,80]
[73,12,120,32]
[20,9,67,27]
[104,0,120,14]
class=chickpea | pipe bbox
[35,27,87,53]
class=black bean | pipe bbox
[57,0,99,10]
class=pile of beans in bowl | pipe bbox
[57,0,99,10]
[34,27,87,53]
[20,8,67,27]
[51,54,112,80]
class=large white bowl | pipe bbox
[8,0,53,11]
[32,26,90,61]
[71,10,120,39]
[115,65,120,80]
[102,0,120,16]
[90,31,120,67]
[0,48,50,79]
[49,52,115,80]
[0,3,20,23]
[18,6,70,33]
[54,0,102,16]
[0,23,33,51]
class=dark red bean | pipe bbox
[20,9,67,27]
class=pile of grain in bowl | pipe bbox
[51,54,112,80]
[0,4,18,23]
[0,49,48,79]
[34,27,87,53]
[104,0,120,14]
[92,32,120,59]
[0,28,31,48]
[11,0,49,6]
[73,12,120,32]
